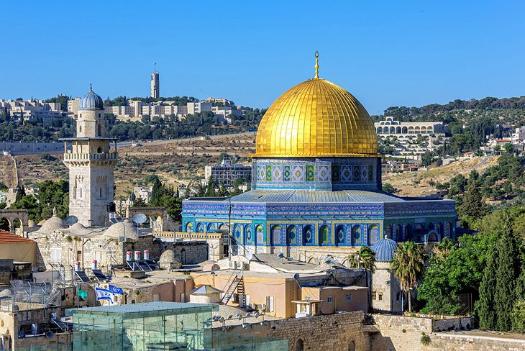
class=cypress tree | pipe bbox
[494,214,518,331]
[477,249,497,329]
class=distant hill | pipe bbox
[375,96,525,125]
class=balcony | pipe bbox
[63,152,118,161]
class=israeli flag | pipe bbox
[95,288,114,303]
[108,284,124,295]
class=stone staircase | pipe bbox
[221,273,244,305]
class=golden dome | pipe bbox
[255,77,378,158]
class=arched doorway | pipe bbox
[295,338,304,351]
[0,217,10,232]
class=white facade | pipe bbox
[187,102,212,115]
[0,99,66,123]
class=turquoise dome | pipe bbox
[80,85,103,110]
[371,237,397,262]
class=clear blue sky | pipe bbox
[1,0,524,114]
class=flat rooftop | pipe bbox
[69,301,216,315]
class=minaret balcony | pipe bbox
[63,152,118,161]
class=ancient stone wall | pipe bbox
[220,311,371,351]
[422,333,525,351]
[370,314,523,351]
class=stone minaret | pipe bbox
[63,85,117,227]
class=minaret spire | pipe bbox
[314,51,320,79]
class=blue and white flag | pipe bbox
[108,284,124,295]
[95,287,114,303]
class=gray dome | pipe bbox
[103,219,139,241]
[371,237,398,262]
[39,214,66,234]
[80,85,103,110]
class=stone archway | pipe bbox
[0,209,29,235]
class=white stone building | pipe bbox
[61,86,118,227]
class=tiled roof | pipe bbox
[231,190,406,204]
[0,230,35,243]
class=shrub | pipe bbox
[420,333,431,346]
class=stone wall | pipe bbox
[421,333,525,351]
[369,314,525,351]
[220,311,371,351]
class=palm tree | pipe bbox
[391,241,425,313]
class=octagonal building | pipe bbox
[182,54,456,261]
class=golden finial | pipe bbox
[314,51,319,79]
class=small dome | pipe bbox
[80,85,104,110]
[371,237,398,262]
[68,222,90,236]
[39,214,66,234]
[103,219,139,241]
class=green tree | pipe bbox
[477,245,497,329]
[511,300,525,332]
[421,151,433,167]
[459,180,486,221]
[392,242,425,312]
[382,183,397,194]
[493,214,519,331]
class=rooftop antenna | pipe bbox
[314,51,320,79]
[154,62,157,73]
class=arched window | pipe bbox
[376,127,382,134]
[348,340,355,351]
[335,225,345,246]
[185,222,193,233]
[302,225,314,245]
[97,124,102,137]
[368,224,380,245]
[233,224,243,244]
[196,223,205,233]
[270,225,281,245]
[245,225,253,243]
[319,225,329,245]
[295,339,304,351]
[286,225,296,246]
[255,225,264,245]
[351,225,361,246]
[97,147,102,153]
[206,223,217,232]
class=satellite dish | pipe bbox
[65,216,78,226]
[132,213,148,225]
